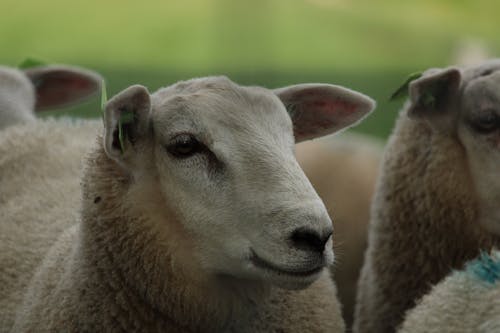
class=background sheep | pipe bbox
[354,59,500,333]
[296,132,383,328]
[0,64,102,129]
[1,77,375,332]
[398,250,500,333]
[0,118,101,329]
[0,65,103,329]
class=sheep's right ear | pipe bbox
[103,85,151,164]
[24,65,103,111]
[407,67,461,131]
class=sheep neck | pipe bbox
[78,144,267,332]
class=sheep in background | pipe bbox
[2,77,375,332]
[398,250,500,333]
[0,118,101,329]
[353,59,500,333]
[0,64,102,129]
[296,132,383,328]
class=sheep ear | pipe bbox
[24,65,102,111]
[274,84,375,142]
[103,85,151,164]
[407,68,461,126]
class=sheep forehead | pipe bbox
[151,77,293,144]
[462,63,500,112]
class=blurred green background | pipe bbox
[1,0,498,138]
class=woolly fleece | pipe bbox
[398,250,500,333]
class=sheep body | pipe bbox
[398,250,500,333]
[0,119,100,329]
[2,76,375,332]
[354,60,500,333]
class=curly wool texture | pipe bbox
[398,250,500,333]
[353,109,500,333]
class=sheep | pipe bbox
[296,132,383,328]
[0,64,102,129]
[398,250,500,333]
[0,65,103,328]
[1,76,375,332]
[0,62,382,329]
[1,63,381,330]
[353,59,500,333]
[0,118,101,329]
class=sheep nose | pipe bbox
[289,227,332,253]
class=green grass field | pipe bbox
[1,0,498,138]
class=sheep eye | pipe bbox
[471,111,499,134]
[167,134,203,158]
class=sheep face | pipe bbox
[408,59,500,235]
[103,77,374,290]
[458,61,500,235]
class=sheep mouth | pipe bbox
[249,249,324,277]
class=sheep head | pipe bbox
[407,59,500,235]
[103,76,374,290]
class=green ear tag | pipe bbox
[421,91,436,108]
[389,72,423,101]
[118,111,134,153]
[17,57,47,69]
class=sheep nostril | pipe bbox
[290,228,332,253]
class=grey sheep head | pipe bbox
[407,59,500,235]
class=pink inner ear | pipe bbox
[311,99,357,113]
[293,98,358,139]
[35,73,97,110]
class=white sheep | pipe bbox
[1,63,382,330]
[353,59,500,333]
[398,250,500,333]
[296,132,383,328]
[1,76,375,332]
[0,64,102,129]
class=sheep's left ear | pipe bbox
[103,85,151,166]
[408,68,462,118]
[407,68,462,133]
[24,65,103,111]
[274,84,375,142]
